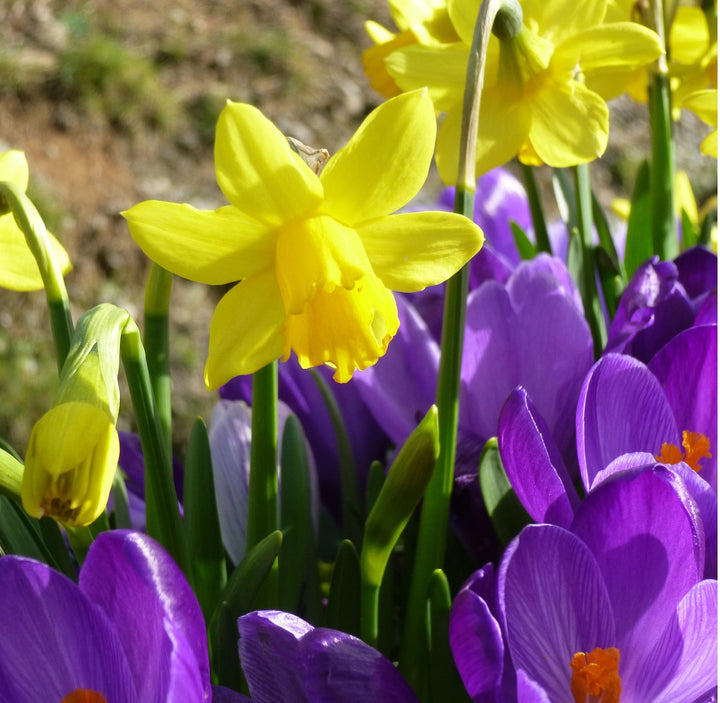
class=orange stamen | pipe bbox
[62,690,108,703]
[655,431,712,473]
[570,647,621,703]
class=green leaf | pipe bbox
[552,168,578,234]
[592,191,624,283]
[510,221,536,260]
[680,208,697,250]
[624,159,652,278]
[478,438,531,546]
[184,417,227,622]
[699,210,715,248]
[594,245,622,321]
[326,539,361,637]
[0,496,64,570]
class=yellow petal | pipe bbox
[385,43,468,112]
[123,201,274,285]
[684,89,718,127]
[674,170,698,223]
[275,215,371,314]
[22,402,119,527]
[283,273,399,383]
[204,269,285,389]
[529,79,608,166]
[522,0,605,40]
[700,129,718,157]
[320,90,436,225]
[670,6,709,65]
[0,150,29,191]
[0,216,72,291]
[363,29,417,98]
[214,101,323,226]
[448,0,481,46]
[358,211,483,292]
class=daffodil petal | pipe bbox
[521,0,605,40]
[358,212,483,292]
[700,129,717,157]
[214,101,323,226]
[362,29,416,98]
[205,270,285,389]
[529,80,608,166]
[553,24,663,75]
[0,150,29,190]
[448,0,480,46]
[123,201,274,285]
[684,89,718,127]
[0,216,72,291]
[320,90,436,225]
[384,44,468,112]
[670,6,709,65]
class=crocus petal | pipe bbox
[357,211,483,292]
[450,582,504,702]
[571,469,704,687]
[0,556,138,701]
[634,580,718,703]
[214,102,323,225]
[528,80,608,166]
[648,324,717,489]
[321,89,436,225]
[384,43,468,112]
[212,685,252,702]
[238,611,311,703]
[300,628,420,702]
[80,531,211,703]
[674,246,718,302]
[122,202,274,285]
[498,388,579,528]
[498,524,616,703]
[204,269,285,389]
[353,295,438,445]
[576,354,679,490]
[516,670,552,703]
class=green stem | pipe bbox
[361,580,380,649]
[120,320,189,578]
[573,164,606,356]
[246,361,278,550]
[0,182,73,368]
[520,163,552,254]
[399,0,522,694]
[144,263,173,452]
[65,525,94,565]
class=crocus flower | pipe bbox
[237,610,420,702]
[0,149,71,291]
[124,89,482,388]
[450,468,718,702]
[0,530,224,702]
[382,0,663,181]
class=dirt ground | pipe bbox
[0,0,716,453]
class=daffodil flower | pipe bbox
[0,150,72,291]
[684,88,718,158]
[124,89,483,388]
[382,0,664,181]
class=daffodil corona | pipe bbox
[124,90,483,387]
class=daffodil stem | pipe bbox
[400,0,522,695]
[648,71,677,260]
[573,163,607,356]
[247,361,278,549]
[120,320,189,579]
[0,182,73,369]
[520,163,552,254]
[144,263,173,453]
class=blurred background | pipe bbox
[1,0,716,455]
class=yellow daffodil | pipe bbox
[382,0,663,182]
[363,0,460,97]
[124,89,483,388]
[684,88,718,157]
[604,2,717,115]
[0,150,72,291]
[22,305,124,527]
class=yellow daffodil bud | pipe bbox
[21,304,129,526]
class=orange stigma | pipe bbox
[62,690,108,703]
[570,647,621,703]
[656,431,712,472]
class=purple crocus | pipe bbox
[236,610,419,702]
[0,530,226,702]
[450,468,718,702]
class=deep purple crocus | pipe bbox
[236,610,419,702]
[450,468,718,702]
[0,530,228,702]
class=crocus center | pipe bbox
[62,690,108,703]
[570,647,621,703]
[655,431,712,472]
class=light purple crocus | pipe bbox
[450,468,718,702]
[236,610,419,702]
[0,530,234,702]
